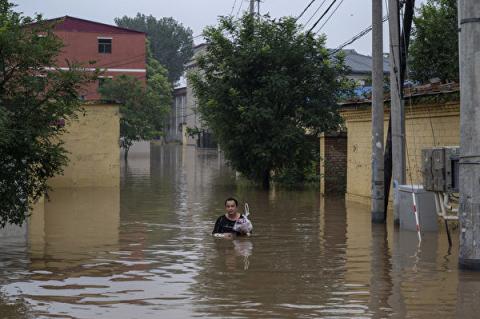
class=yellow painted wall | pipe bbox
[341,101,459,203]
[48,103,120,188]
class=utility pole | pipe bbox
[383,0,415,218]
[371,0,385,223]
[458,0,480,270]
[388,0,405,224]
[250,0,255,15]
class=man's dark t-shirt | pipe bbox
[212,215,246,235]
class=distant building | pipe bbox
[341,49,390,85]
[44,16,146,100]
[36,16,147,187]
[183,44,216,148]
[165,86,187,144]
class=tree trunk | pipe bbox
[262,170,270,190]
[124,146,130,161]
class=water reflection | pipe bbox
[1,145,480,318]
[31,187,120,261]
[369,223,393,318]
[457,271,480,317]
[0,210,30,319]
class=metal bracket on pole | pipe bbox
[460,17,480,25]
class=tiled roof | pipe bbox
[342,49,389,75]
[340,82,460,106]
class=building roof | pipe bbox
[41,16,145,35]
[342,49,389,75]
[339,82,460,107]
[173,86,187,96]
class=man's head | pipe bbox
[224,197,238,215]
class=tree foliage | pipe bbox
[99,48,171,159]
[115,13,194,83]
[0,1,93,227]
[409,0,458,83]
[190,14,349,188]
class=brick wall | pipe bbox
[320,132,348,194]
[340,100,460,204]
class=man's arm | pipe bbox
[212,216,222,234]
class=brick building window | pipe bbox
[98,77,112,89]
[98,38,112,53]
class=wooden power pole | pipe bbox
[371,0,385,223]
[458,0,480,270]
[388,0,405,224]
[250,0,255,15]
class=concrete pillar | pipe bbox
[458,0,480,270]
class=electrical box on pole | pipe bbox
[421,147,460,193]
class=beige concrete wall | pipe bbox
[49,103,120,188]
[341,101,459,203]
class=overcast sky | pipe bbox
[12,0,426,55]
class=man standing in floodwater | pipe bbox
[212,197,252,238]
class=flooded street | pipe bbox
[1,145,480,318]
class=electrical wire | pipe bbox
[236,0,245,18]
[308,0,339,34]
[329,15,388,56]
[296,0,318,22]
[315,0,346,33]
[303,0,329,27]
[98,55,145,69]
[230,0,238,16]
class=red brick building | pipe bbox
[46,16,146,100]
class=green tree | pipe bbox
[190,15,349,188]
[115,13,194,83]
[99,52,171,160]
[0,1,93,227]
[409,0,458,83]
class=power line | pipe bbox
[303,0,329,27]
[236,0,245,18]
[296,0,318,22]
[329,15,389,56]
[315,0,345,33]
[230,0,238,16]
[308,0,339,34]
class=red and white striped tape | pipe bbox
[412,192,422,242]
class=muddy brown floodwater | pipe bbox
[1,145,480,318]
